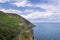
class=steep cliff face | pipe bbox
[0,11,34,40]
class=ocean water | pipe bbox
[33,23,60,40]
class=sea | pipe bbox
[33,23,60,40]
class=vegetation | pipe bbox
[21,28,32,40]
[0,11,23,40]
[0,11,33,40]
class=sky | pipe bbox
[0,0,60,23]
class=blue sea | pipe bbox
[33,23,60,40]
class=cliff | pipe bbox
[0,11,35,40]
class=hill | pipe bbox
[0,11,34,40]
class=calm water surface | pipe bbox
[33,23,60,40]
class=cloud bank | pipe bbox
[0,0,60,23]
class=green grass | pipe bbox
[0,11,23,40]
[21,28,32,40]
[0,11,33,40]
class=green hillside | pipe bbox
[0,11,24,40]
[0,11,34,40]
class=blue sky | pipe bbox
[0,0,60,23]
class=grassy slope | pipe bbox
[0,11,23,40]
[0,11,33,40]
[21,28,33,40]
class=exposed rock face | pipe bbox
[0,11,35,40]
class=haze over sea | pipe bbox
[33,23,60,40]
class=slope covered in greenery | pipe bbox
[0,11,34,40]
[0,11,23,40]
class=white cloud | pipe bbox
[22,4,56,19]
[24,9,34,13]
[12,0,28,7]
[0,0,10,3]
[0,0,60,23]
[0,0,28,3]
[21,3,60,22]
[22,11,53,20]
[13,0,60,22]
[12,0,32,7]
[0,9,22,14]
